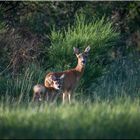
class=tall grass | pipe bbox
[0,64,46,101]
[89,52,140,100]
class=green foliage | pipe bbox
[48,14,119,89]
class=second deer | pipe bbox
[33,74,65,102]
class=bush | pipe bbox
[47,14,119,90]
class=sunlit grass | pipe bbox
[0,98,140,139]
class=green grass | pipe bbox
[0,98,140,139]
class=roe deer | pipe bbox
[44,46,90,103]
[33,74,65,102]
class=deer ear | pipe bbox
[51,75,57,81]
[60,74,65,79]
[84,46,90,53]
[73,47,79,55]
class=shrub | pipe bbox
[47,14,119,90]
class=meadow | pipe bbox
[0,98,140,139]
[0,3,140,138]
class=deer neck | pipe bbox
[75,62,85,76]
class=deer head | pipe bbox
[73,46,90,66]
[46,74,65,90]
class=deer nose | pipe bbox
[82,60,85,64]
[58,85,61,89]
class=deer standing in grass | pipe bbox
[44,46,90,103]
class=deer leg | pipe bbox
[62,93,65,104]
[53,91,60,103]
[52,91,59,103]
[45,92,49,102]
[62,92,68,104]
[68,93,71,104]
[63,92,72,104]
[50,91,55,102]
[32,93,35,102]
